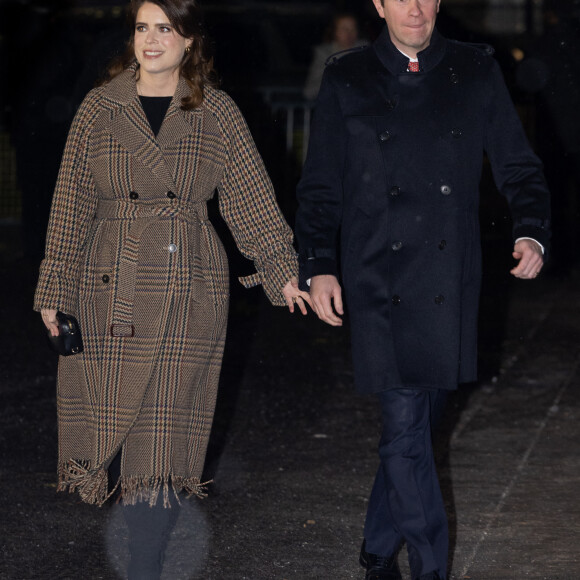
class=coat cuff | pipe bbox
[298,256,339,291]
[238,252,298,307]
[33,259,79,314]
[513,221,550,256]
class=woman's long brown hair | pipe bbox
[103,0,218,109]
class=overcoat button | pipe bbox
[435,295,445,305]
[392,295,401,305]
[439,240,447,250]
[379,130,391,142]
[385,99,397,111]
[168,243,177,253]
[167,191,176,199]
[129,191,139,200]
[451,128,462,138]
[440,185,452,195]
[102,274,110,283]
[450,73,459,84]
[390,186,400,197]
[392,241,403,251]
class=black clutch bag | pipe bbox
[47,312,84,356]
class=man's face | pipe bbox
[372,0,441,58]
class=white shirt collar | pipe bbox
[397,48,418,63]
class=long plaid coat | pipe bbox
[34,67,297,507]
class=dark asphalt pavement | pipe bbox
[1,224,579,580]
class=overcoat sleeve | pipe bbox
[483,60,551,249]
[295,67,346,290]
[34,90,100,313]
[216,94,298,306]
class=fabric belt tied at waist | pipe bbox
[96,199,207,337]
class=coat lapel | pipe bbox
[104,65,180,193]
[156,78,201,148]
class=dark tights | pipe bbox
[108,452,180,580]
[123,495,181,580]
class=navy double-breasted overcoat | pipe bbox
[296,28,550,394]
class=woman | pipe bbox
[35,0,310,576]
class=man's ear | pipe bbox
[372,0,386,19]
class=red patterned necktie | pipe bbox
[408,60,420,72]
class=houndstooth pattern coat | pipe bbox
[34,66,297,507]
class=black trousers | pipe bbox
[364,388,448,580]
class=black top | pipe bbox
[139,95,172,136]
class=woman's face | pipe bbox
[134,2,192,83]
[334,17,358,50]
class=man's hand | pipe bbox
[310,275,343,326]
[510,239,544,279]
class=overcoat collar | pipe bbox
[373,26,446,74]
[102,63,199,192]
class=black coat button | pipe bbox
[392,295,401,305]
[435,295,445,305]
[385,99,397,111]
[102,274,110,283]
[439,240,447,250]
[450,73,459,84]
[451,128,462,138]
[129,191,139,200]
[392,241,403,251]
[390,186,401,197]
[167,191,176,199]
[440,185,452,195]
[379,130,391,142]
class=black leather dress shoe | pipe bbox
[359,540,402,580]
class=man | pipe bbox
[295,1,550,579]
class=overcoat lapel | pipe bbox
[110,105,178,192]
[157,78,201,147]
[157,80,204,191]
[104,65,181,193]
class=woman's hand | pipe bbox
[41,309,59,337]
[282,277,312,315]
